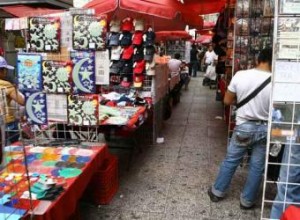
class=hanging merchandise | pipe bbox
[47,94,68,122]
[25,91,48,125]
[28,17,61,52]
[67,94,99,126]
[42,60,73,93]
[95,50,110,85]
[70,51,96,94]
[72,14,107,50]
[17,54,43,91]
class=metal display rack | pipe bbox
[261,0,300,219]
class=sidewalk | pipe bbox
[81,76,263,219]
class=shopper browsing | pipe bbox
[208,48,273,209]
[168,53,182,73]
[0,56,25,144]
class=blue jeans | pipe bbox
[212,121,267,207]
[270,143,300,219]
[190,61,198,77]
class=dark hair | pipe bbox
[192,44,196,49]
[258,48,273,66]
[174,53,181,59]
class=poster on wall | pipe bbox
[67,94,99,126]
[72,15,107,50]
[277,39,300,59]
[274,61,300,83]
[278,17,300,39]
[95,50,110,85]
[17,54,43,91]
[28,17,60,52]
[280,0,300,14]
[42,60,72,93]
[25,91,48,125]
[70,51,96,94]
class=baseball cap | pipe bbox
[120,76,131,88]
[110,19,121,33]
[0,56,14,70]
[121,17,133,32]
[122,46,134,60]
[132,31,144,46]
[120,61,133,74]
[133,74,144,88]
[109,33,120,47]
[120,32,132,46]
[133,47,144,61]
[110,61,121,74]
[144,30,156,46]
[134,19,144,31]
[133,60,146,74]
[144,46,156,62]
[110,74,121,85]
[111,46,122,61]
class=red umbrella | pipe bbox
[84,0,203,30]
[156,30,192,41]
[0,5,64,17]
[182,0,226,15]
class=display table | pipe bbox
[1,144,108,220]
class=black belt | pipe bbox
[248,120,268,124]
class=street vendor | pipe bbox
[0,56,25,144]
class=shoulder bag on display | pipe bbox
[235,76,271,110]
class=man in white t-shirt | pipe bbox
[168,53,182,73]
[208,48,272,210]
[204,45,218,66]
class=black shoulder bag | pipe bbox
[236,76,271,110]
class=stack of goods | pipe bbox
[107,17,156,89]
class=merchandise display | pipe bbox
[42,60,72,93]
[17,54,43,92]
[67,94,99,126]
[0,144,108,219]
[72,15,107,51]
[28,17,61,52]
[25,91,48,125]
[70,51,96,94]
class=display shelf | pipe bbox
[261,0,300,216]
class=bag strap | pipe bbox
[236,76,271,110]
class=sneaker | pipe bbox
[240,203,255,210]
[207,188,222,202]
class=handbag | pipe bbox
[236,76,271,110]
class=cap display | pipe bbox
[121,17,134,32]
[111,46,122,61]
[132,31,144,46]
[133,60,146,74]
[134,19,144,31]
[110,19,121,33]
[122,46,134,60]
[133,47,144,61]
[144,46,156,62]
[0,56,14,70]
[120,32,132,46]
[133,74,144,88]
[109,33,120,46]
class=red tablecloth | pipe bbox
[26,144,108,220]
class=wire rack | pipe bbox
[261,0,300,218]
